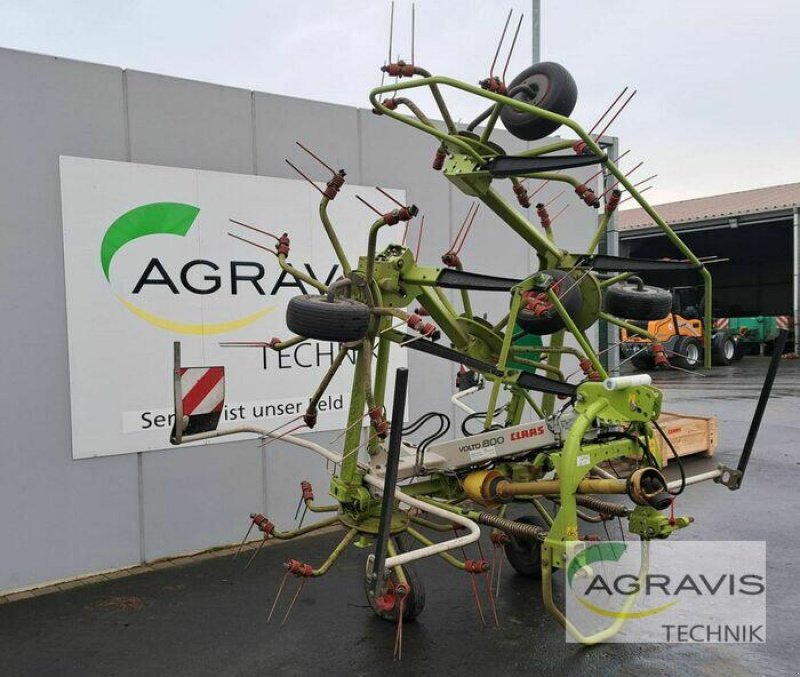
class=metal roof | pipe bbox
[618,182,800,232]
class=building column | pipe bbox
[794,207,799,354]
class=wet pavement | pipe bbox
[1,358,798,676]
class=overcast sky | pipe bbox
[1,0,798,205]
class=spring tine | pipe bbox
[495,552,503,599]
[489,9,513,78]
[393,595,406,660]
[450,202,474,251]
[227,233,277,256]
[549,203,570,224]
[387,1,395,68]
[245,536,267,570]
[401,219,410,246]
[594,89,638,140]
[545,190,565,208]
[399,332,429,348]
[632,173,658,189]
[259,424,307,449]
[529,178,552,198]
[267,570,291,624]
[328,411,370,445]
[619,185,653,204]
[455,203,480,254]
[295,141,337,175]
[587,150,630,184]
[602,160,645,198]
[355,194,383,217]
[280,577,307,626]
[623,160,644,180]
[379,320,406,336]
[298,504,309,529]
[469,575,487,627]
[501,13,524,83]
[260,415,304,445]
[293,495,304,521]
[375,186,405,208]
[483,571,500,628]
[284,159,326,196]
[415,215,425,261]
[229,219,280,241]
[489,546,497,597]
[232,519,256,561]
[587,86,629,137]
[411,2,415,66]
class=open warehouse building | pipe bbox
[618,184,799,353]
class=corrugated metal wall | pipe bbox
[0,47,599,592]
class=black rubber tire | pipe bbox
[504,515,550,579]
[630,349,655,371]
[500,62,578,141]
[517,269,583,336]
[604,283,672,321]
[286,294,370,343]
[711,332,736,366]
[733,339,746,361]
[364,535,426,623]
[670,336,702,371]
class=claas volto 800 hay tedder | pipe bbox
[165,10,785,649]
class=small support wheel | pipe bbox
[286,294,370,342]
[500,62,578,141]
[364,536,426,622]
[503,515,550,579]
[604,282,672,321]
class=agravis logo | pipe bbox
[99,202,276,334]
[567,542,677,619]
[566,540,766,642]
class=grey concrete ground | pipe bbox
[1,358,798,677]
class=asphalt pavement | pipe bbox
[1,358,798,677]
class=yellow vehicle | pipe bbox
[619,286,740,370]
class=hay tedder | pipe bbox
[166,12,786,649]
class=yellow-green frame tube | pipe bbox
[405,526,466,570]
[319,198,352,277]
[312,527,358,577]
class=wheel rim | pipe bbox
[724,340,735,360]
[685,343,699,364]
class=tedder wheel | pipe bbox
[500,62,578,141]
[286,294,370,343]
[603,282,672,321]
[711,332,736,366]
[504,514,550,579]
[364,535,426,622]
[517,269,583,336]
[670,336,702,371]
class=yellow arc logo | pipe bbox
[101,202,274,335]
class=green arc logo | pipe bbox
[100,202,274,334]
[568,542,677,619]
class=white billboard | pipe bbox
[59,156,406,459]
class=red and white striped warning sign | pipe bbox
[180,366,225,416]
[776,316,793,331]
[714,317,729,331]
